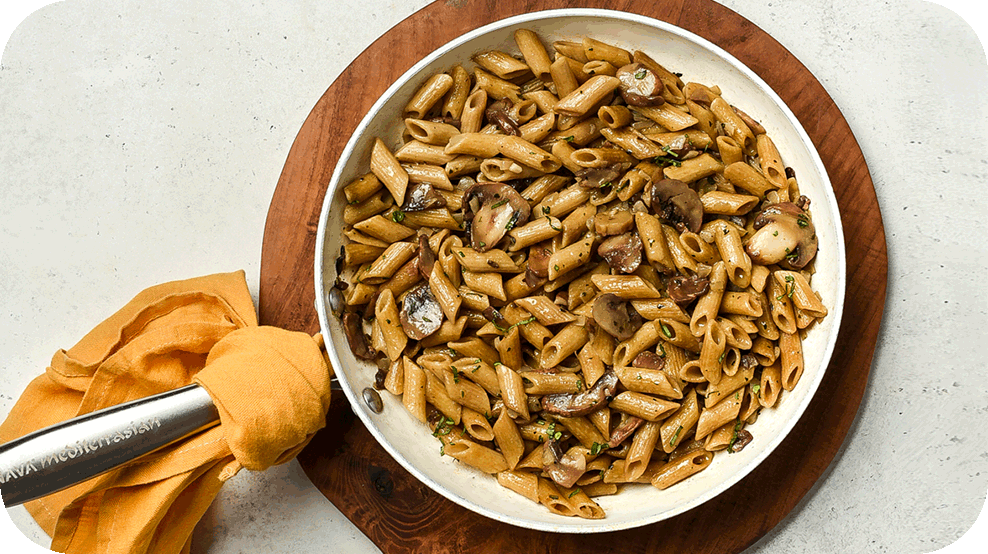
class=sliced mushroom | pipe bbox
[417,234,436,280]
[615,63,665,107]
[594,210,634,236]
[632,351,666,370]
[592,293,644,341]
[576,166,624,189]
[464,183,531,252]
[597,232,643,274]
[401,182,447,212]
[541,370,619,417]
[399,283,444,340]
[544,446,587,489]
[607,416,644,448]
[524,241,553,287]
[649,177,704,233]
[343,312,374,360]
[666,273,710,305]
[745,202,818,269]
[485,98,521,136]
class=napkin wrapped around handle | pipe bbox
[0,271,333,554]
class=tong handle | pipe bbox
[0,384,219,507]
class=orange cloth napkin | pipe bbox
[0,271,333,554]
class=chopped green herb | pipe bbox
[390,209,406,223]
[660,322,673,338]
[491,199,508,209]
[542,205,551,215]
[568,488,582,498]
[548,217,561,231]
[670,425,684,447]
[590,442,605,456]
[718,351,726,364]
[727,417,743,452]
[457,250,465,257]
[752,384,761,395]
[554,264,560,272]
[563,135,575,142]
[452,367,460,383]
[634,69,647,79]
[549,494,559,500]
[657,343,667,357]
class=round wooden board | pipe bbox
[259,0,888,552]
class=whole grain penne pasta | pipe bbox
[758,362,783,408]
[590,274,662,299]
[498,469,539,502]
[614,366,682,399]
[651,450,713,489]
[710,96,756,155]
[630,298,689,323]
[698,320,727,385]
[404,118,460,145]
[520,112,556,143]
[371,138,409,206]
[689,261,727,336]
[554,75,621,117]
[395,139,455,165]
[508,216,562,251]
[443,434,509,474]
[473,67,522,102]
[459,89,488,134]
[716,135,743,166]
[404,73,454,119]
[473,50,531,80]
[695,391,741,440]
[700,191,760,215]
[515,295,577,326]
[659,389,699,452]
[496,326,524,374]
[549,55,580,99]
[343,172,383,205]
[678,231,719,264]
[775,270,828,318]
[540,323,589,369]
[625,421,661,481]
[583,37,631,67]
[520,174,572,204]
[577,341,607,389]
[425,369,463,424]
[520,371,583,395]
[609,391,679,422]
[766,275,798,334]
[779,331,804,391]
[375,289,407,361]
[598,104,633,128]
[570,146,636,168]
[662,152,723,183]
[462,407,496,441]
[496,361,530,420]
[402,356,427,422]
[704,365,755,409]
[708,219,752,288]
[441,64,471,119]
[634,104,698,132]
[514,29,553,81]
[547,233,594,280]
[757,134,788,187]
[723,161,775,198]
[384,357,404,396]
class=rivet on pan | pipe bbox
[362,387,384,413]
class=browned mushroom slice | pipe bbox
[401,182,447,212]
[632,351,666,370]
[594,210,634,236]
[597,232,643,274]
[745,202,818,269]
[464,183,531,252]
[342,312,375,360]
[666,273,710,305]
[541,371,619,417]
[417,234,436,280]
[615,63,665,107]
[607,416,644,448]
[399,283,443,340]
[592,293,644,341]
[649,177,704,233]
[544,444,587,489]
[482,306,510,332]
[575,166,624,189]
[524,241,553,287]
[485,98,521,136]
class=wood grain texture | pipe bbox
[260,0,889,551]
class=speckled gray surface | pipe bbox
[0,1,985,553]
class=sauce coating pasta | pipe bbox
[332,30,825,519]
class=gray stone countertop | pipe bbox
[1,1,986,553]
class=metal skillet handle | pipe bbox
[0,384,220,507]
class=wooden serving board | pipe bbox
[259,0,888,551]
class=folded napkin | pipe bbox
[0,271,333,554]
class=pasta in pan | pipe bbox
[331,30,825,519]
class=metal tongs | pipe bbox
[0,378,342,507]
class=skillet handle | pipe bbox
[0,384,219,507]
